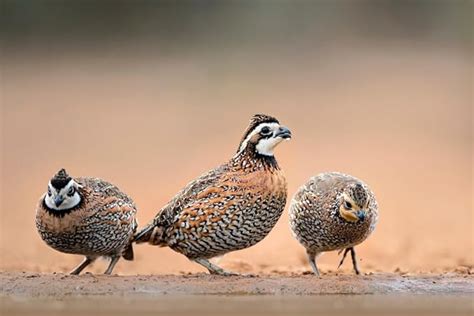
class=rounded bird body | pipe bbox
[164,160,287,260]
[289,172,378,275]
[135,114,291,275]
[36,169,138,275]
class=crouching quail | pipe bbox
[289,172,378,276]
[35,169,138,275]
[135,114,291,275]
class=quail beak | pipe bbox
[356,210,366,221]
[275,126,292,139]
[54,195,64,207]
[339,207,366,223]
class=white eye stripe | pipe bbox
[44,180,81,211]
[47,179,78,196]
[47,182,58,195]
[238,122,280,154]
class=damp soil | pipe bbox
[1,272,473,316]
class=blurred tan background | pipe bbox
[1,1,472,275]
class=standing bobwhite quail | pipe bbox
[289,172,378,276]
[35,169,138,275]
[135,114,291,275]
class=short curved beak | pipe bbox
[54,195,64,207]
[356,210,366,221]
[276,126,292,139]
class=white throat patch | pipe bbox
[237,122,283,156]
[255,137,285,156]
[44,179,82,211]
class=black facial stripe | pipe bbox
[260,126,271,135]
[237,114,280,153]
[67,186,76,196]
[242,119,279,141]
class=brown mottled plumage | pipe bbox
[135,114,291,275]
[35,169,138,275]
[289,172,378,276]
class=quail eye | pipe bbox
[343,201,352,210]
[47,187,52,196]
[67,187,75,196]
[260,126,271,135]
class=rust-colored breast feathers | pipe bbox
[175,167,285,232]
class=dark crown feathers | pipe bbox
[50,168,72,190]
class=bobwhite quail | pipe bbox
[35,169,138,275]
[289,172,378,276]
[135,114,291,275]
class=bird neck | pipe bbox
[231,145,280,171]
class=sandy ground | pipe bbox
[1,272,473,316]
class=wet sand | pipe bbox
[1,272,473,316]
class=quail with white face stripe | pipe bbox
[135,114,291,275]
[36,169,138,275]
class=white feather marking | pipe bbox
[237,122,282,156]
[44,179,81,211]
[255,137,285,156]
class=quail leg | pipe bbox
[70,256,95,275]
[307,250,320,276]
[350,247,360,275]
[337,248,350,269]
[104,255,120,275]
[338,247,360,275]
[193,258,239,276]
